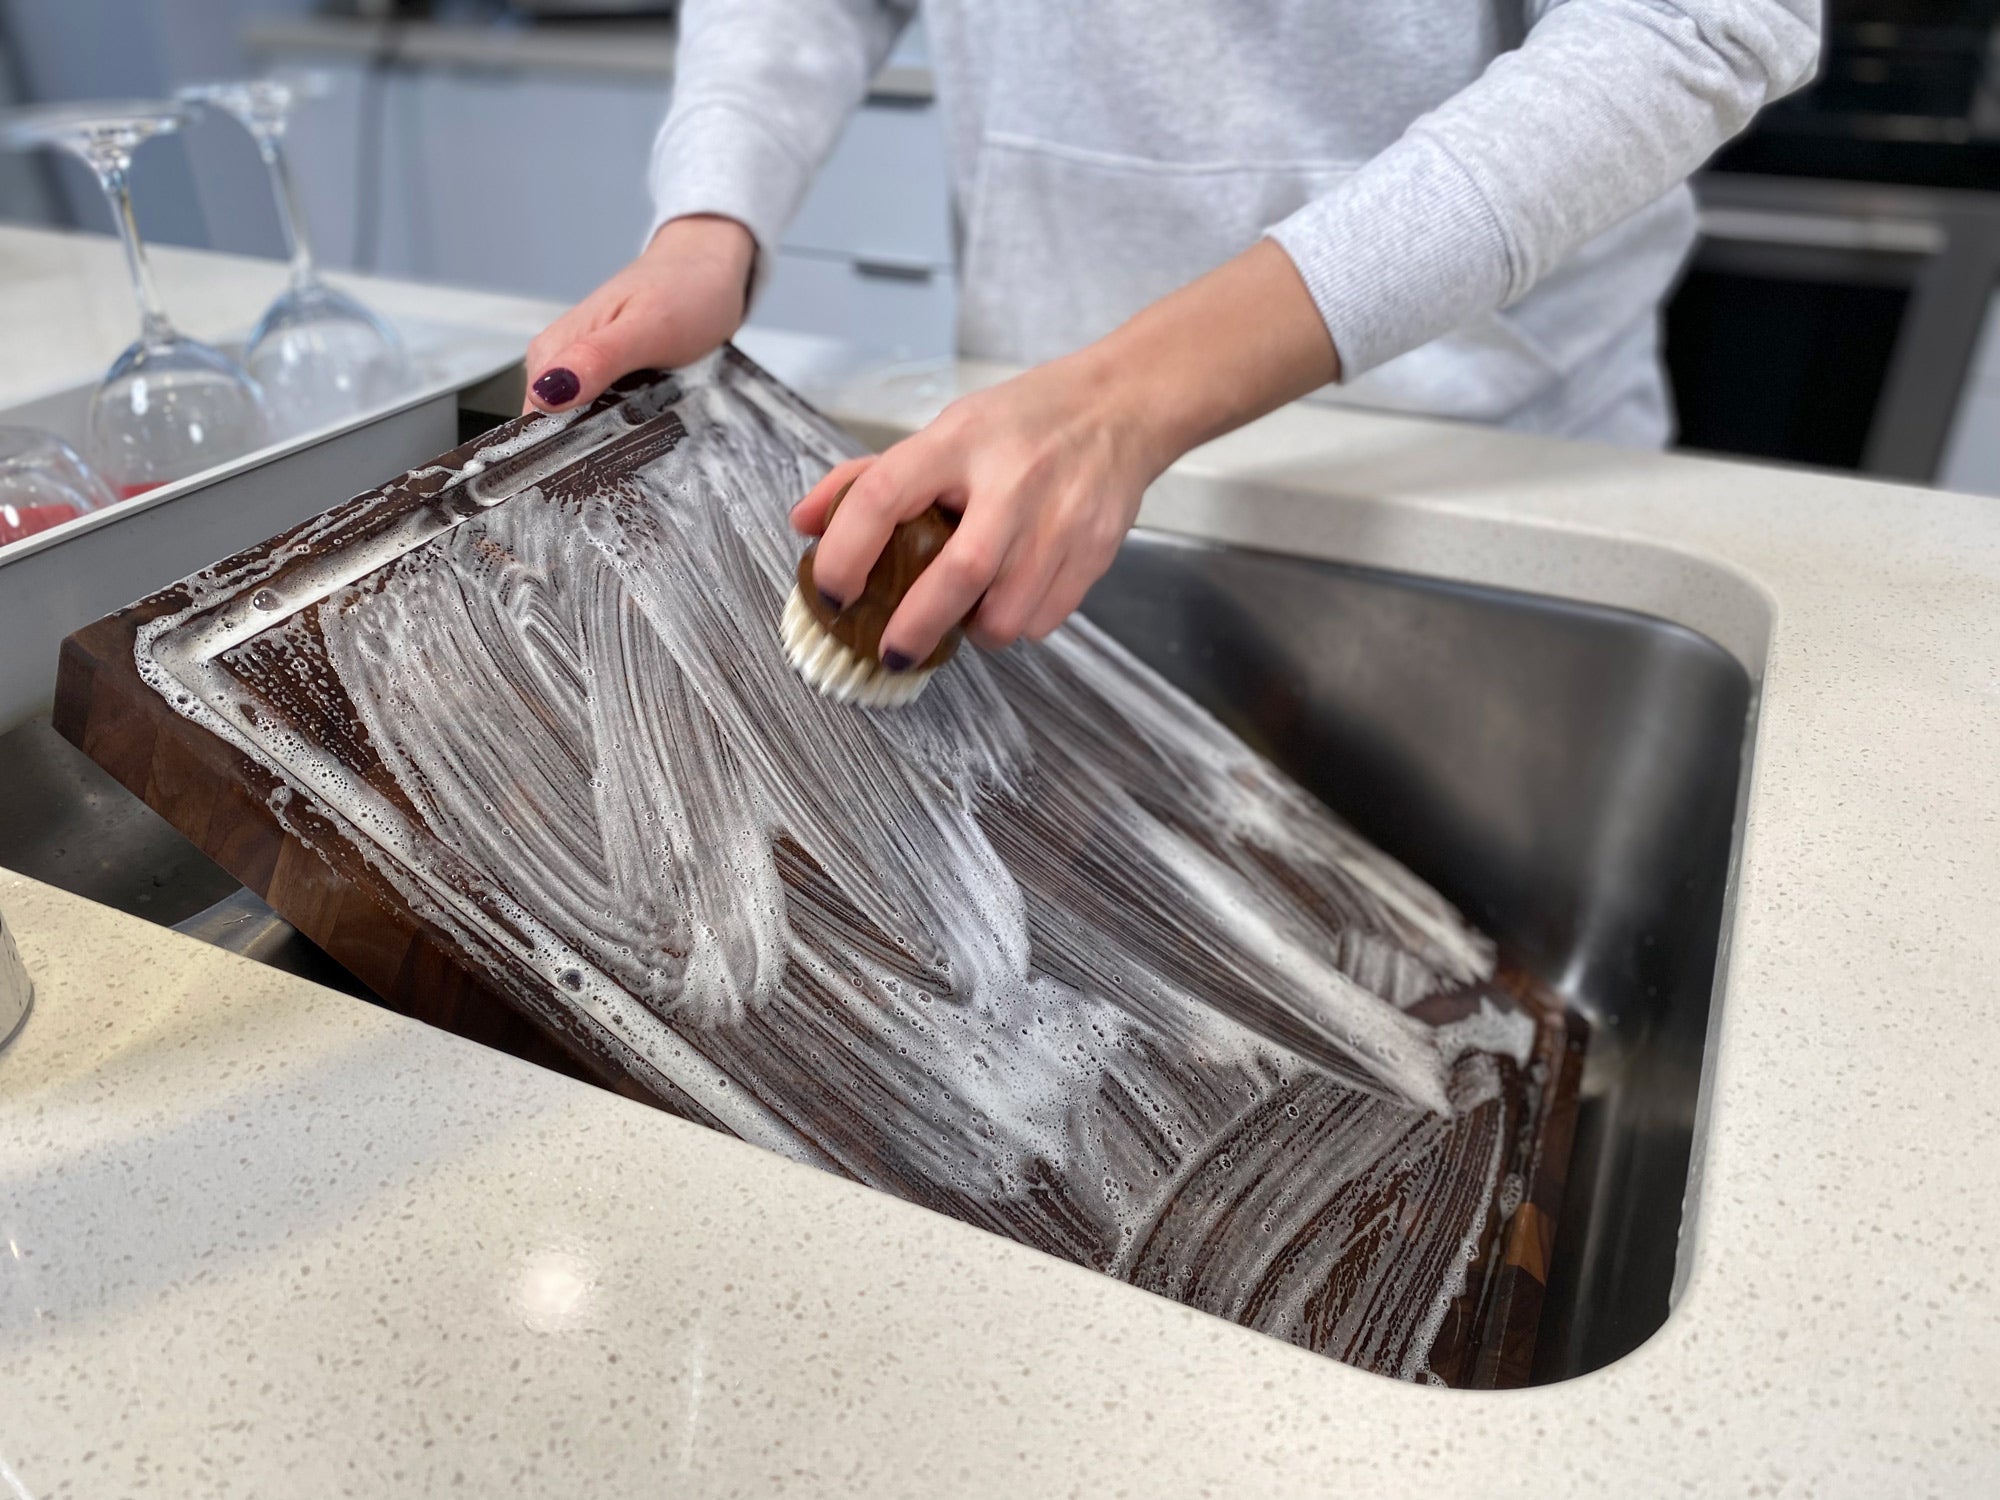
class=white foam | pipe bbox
[132,349,1537,1377]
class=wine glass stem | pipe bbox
[97,161,174,345]
[258,137,317,294]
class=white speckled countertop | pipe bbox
[4,229,1999,1497]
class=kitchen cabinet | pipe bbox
[244,55,664,303]
[1670,174,2000,496]
[250,17,959,360]
[783,97,953,270]
[759,90,956,360]
[753,250,955,363]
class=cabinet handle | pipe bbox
[853,258,936,285]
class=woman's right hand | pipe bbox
[520,214,757,414]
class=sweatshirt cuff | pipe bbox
[1267,133,1519,380]
[647,101,812,293]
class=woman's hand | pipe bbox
[792,239,1341,667]
[792,351,1172,664]
[521,215,756,414]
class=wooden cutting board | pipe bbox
[56,348,1582,1386]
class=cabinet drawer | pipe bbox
[261,54,664,302]
[783,101,952,269]
[749,249,956,360]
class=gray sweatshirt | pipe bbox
[651,1,1819,446]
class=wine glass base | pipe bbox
[247,280,415,437]
[87,336,273,497]
[0,426,117,546]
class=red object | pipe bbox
[0,502,87,546]
[118,481,164,501]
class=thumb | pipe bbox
[527,316,680,413]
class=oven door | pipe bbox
[1669,174,2000,485]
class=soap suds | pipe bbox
[133,350,1547,1378]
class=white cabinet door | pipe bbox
[261,52,666,302]
[371,68,665,300]
[783,100,952,270]
[270,58,370,273]
[750,248,956,360]
[258,45,961,359]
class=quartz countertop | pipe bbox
[3,228,1999,1497]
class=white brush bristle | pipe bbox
[780,586,935,708]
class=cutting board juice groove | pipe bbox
[57,348,1583,1384]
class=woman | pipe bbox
[525,1,1816,673]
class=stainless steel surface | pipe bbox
[1,526,1752,1382]
[1691,172,2000,482]
[0,717,365,996]
[0,393,455,734]
[0,718,238,923]
[0,897,30,1057]
[1082,533,1754,1381]
[168,887,365,994]
[0,323,521,732]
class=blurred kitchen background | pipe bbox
[3,0,1998,495]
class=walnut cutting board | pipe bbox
[55,348,1582,1385]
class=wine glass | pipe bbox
[0,101,272,498]
[179,77,414,437]
[0,427,116,547]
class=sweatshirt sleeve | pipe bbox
[648,0,918,270]
[1265,0,1820,379]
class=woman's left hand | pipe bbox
[791,350,1170,667]
[790,239,1340,670]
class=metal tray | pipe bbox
[0,316,521,731]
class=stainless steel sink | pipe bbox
[1081,532,1753,1384]
[0,717,372,1000]
[0,525,1752,1385]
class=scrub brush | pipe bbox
[781,486,964,708]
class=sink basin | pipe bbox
[2,525,1752,1385]
[1081,532,1753,1383]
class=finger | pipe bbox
[790,455,876,537]
[526,312,645,413]
[965,531,1064,651]
[1023,555,1104,641]
[879,512,1013,668]
[526,292,714,413]
[809,439,959,606]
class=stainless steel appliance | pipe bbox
[1677,173,2000,482]
[1673,2,2000,483]
[0,897,29,1057]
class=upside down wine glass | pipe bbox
[179,78,413,436]
[0,427,116,547]
[0,101,272,497]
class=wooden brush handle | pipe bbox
[796,480,965,672]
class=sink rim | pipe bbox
[1089,525,1766,1383]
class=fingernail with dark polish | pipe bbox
[817,588,845,613]
[532,367,580,407]
[881,649,915,674]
